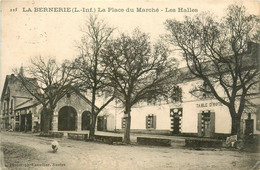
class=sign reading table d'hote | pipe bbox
[196,102,223,108]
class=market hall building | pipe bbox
[0,74,114,133]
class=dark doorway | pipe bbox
[198,111,215,137]
[82,111,91,130]
[97,116,107,131]
[173,113,180,134]
[203,113,211,137]
[58,106,77,131]
[20,114,32,132]
[26,114,32,131]
[21,115,25,131]
[170,108,182,134]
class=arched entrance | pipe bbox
[82,111,91,130]
[58,106,77,131]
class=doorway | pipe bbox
[20,114,32,132]
[97,116,107,131]
[198,111,215,137]
[82,111,91,130]
[58,106,77,131]
[170,108,182,134]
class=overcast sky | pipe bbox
[1,0,259,91]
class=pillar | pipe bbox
[77,113,82,131]
[52,112,58,131]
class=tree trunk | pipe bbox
[89,114,97,140]
[89,88,97,140]
[123,106,131,144]
[43,114,50,133]
[42,108,53,133]
[231,115,242,136]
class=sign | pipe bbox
[196,102,223,108]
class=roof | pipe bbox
[0,74,20,101]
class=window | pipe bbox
[15,113,19,121]
[121,118,126,129]
[146,114,156,129]
[3,102,6,115]
[66,93,71,98]
[257,108,260,131]
[170,85,182,102]
[202,81,212,99]
[10,99,13,114]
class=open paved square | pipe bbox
[1,132,259,170]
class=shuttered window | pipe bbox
[146,114,156,129]
[121,118,126,129]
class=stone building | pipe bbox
[0,74,41,132]
[0,74,114,132]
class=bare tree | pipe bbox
[71,14,115,140]
[102,29,177,143]
[165,4,260,136]
[15,57,75,133]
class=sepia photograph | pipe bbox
[0,0,260,169]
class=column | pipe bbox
[52,112,58,131]
[77,113,82,131]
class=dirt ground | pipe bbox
[1,132,259,170]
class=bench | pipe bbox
[68,133,88,141]
[137,137,171,147]
[94,135,123,144]
[185,139,223,148]
[39,132,64,138]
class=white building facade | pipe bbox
[109,78,260,138]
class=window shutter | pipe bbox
[210,112,215,137]
[146,116,148,129]
[121,118,125,129]
[153,115,156,129]
[198,112,202,137]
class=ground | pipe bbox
[1,131,259,170]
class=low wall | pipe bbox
[137,137,171,147]
[68,133,88,141]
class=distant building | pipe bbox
[0,74,40,132]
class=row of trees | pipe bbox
[17,15,178,143]
[16,4,259,142]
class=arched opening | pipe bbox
[82,111,91,130]
[58,106,77,131]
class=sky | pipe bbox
[1,0,259,91]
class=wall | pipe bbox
[109,77,259,136]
